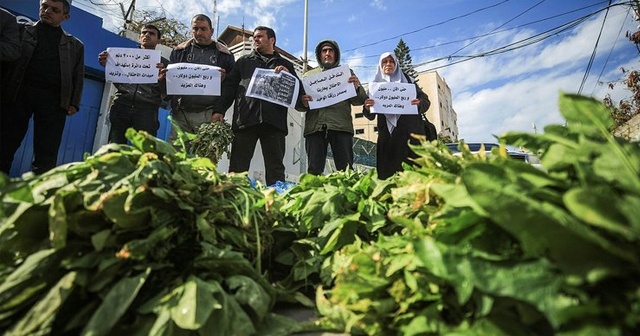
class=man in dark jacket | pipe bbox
[0,0,84,175]
[98,24,169,143]
[0,7,21,62]
[167,14,234,144]
[214,26,302,185]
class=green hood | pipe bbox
[315,39,340,70]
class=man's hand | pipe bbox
[219,68,226,82]
[348,76,360,90]
[67,106,78,116]
[157,63,166,81]
[364,98,375,110]
[274,65,289,74]
[210,112,224,123]
[98,51,108,67]
[301,94,313,108]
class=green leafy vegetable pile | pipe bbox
[0,129,297,336]
[188,121,234,164]
[1,94,639,335]
[307,94,640,335]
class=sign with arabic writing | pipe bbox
[246,68,300,108]
[302,65,356,109]
[368,82,417,115]
[105,47,161,84]
[166,63,222,96]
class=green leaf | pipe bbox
[225,275,272,322]
[169,276,219,330]
[462,163,637,274]
[559,93,614,136]
[0,249,61,313]
[413,237,448,278]
[6,272,77,336]
[82,268,150,336]
[564,187,639,239]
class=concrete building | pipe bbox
[417,71,458,141]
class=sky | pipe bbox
[74,0,640,142]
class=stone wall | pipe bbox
[614,114,640,142]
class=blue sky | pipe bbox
[76,0,639,142]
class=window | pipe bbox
[373,126,378,132]
[355,113,364,118]
[355,129,365,134]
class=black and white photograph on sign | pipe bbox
[246,68,300,108]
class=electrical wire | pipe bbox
[342,0,512,52]
[578,0,612,94]
[347,1,611,63]
[449,0,547,56]
[590,3,630,95]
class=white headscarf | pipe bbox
[373,52,408,133]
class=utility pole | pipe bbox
[119,0,136,35]
[299,0,309,175]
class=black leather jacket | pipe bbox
[111,56,169,109]
[1,21,84,111]
[216,50,302,133]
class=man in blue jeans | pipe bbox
[98,24,168,143]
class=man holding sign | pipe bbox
[167,14,234,144]
[98,24,168,143]
[214,26,302,186]
[299,40,367,175]
[362,51,434,179]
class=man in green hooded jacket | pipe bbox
[299,39,367,175]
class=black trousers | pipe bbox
[0,84,67,175]
[305,129,353,175]
[228,123,286,186]
[108,103,159,144]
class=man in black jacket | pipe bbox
[213,26,302,185]
[0,7,20,62]
[0,0,84,175]
[98,24,168,143]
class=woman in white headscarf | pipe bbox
[363,51,435,179]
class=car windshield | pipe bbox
[445,143,500,153]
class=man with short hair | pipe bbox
[167,14,234,144]
[299,40,367,175]
[0,0,84,175]
[214,26,303,185]
[98,24,169,143]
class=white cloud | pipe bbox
[371,0,387,11]
[429,5,637,142]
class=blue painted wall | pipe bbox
[1,0,138,176]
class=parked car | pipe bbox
[445,142,542,168]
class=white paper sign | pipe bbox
[246,68,300,108]
[105,47,161,84]
[368,82,418,115]
[166,63,222,96]
[302,65,356,109]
